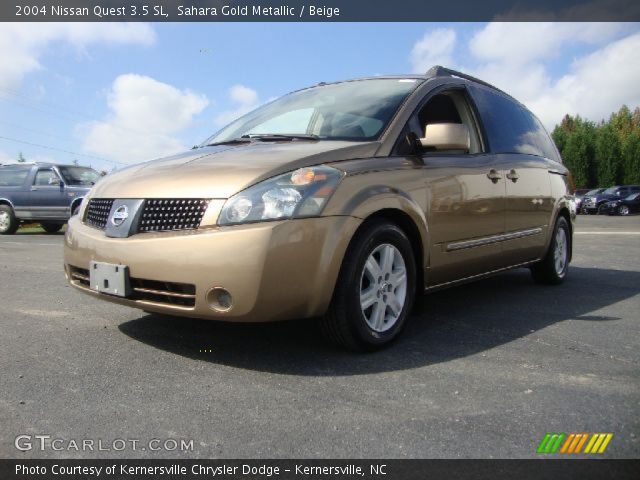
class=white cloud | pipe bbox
[0,23,155,91]
[410,28,457,73]
[81,74,209,163]
[214,85,260,126]
[469,22,626,65]
[409,23,640,129]
[528,32,640,128]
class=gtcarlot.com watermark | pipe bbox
[15,435,194,452]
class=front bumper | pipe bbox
[64,215,360,322]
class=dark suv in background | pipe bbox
[581,185,640,214]
[0,163,100,234]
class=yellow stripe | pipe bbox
[560,434,575,453]
[584,434,598,453]
[568,434,582,453]
[597,434,613,453]
[590,434,606,453]
[574,433,589,453]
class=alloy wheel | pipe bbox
[0,211,10,232]
[554,228,568,275]
[359,243,407,333]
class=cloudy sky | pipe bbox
[0,22,639,170]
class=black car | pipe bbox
[0,163,100,234]
[600,192,640,216]
[581,185,640,214]
[574,188,602,214]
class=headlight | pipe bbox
[218,166,343,226]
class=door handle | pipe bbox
[30,187,38,191]
[506,169,519,182]
[486,169,502,183]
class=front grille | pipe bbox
[130,278,196,307]
[69,266,90,288]
[138,199,210,232]
[83,198,210,233]
[68,265,196,308]
[85,199,114,229]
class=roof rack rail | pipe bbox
[426,65,506,94]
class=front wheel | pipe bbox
[321,220,417,352]
[619,205,630,216]
[0,205,19,235]
[41,222,64,234]
[530,216,570,285]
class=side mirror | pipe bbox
[420,123,470,152]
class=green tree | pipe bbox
[595,123,623,186]
[621,131,640,185]
[562,120,597,188]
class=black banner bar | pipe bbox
[3,0,640,22]
[1,459,640,480]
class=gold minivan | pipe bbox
[64,66,574,351]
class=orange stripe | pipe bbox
[574,433,589,453]
[560,434,575,453]
[567,434,582,453]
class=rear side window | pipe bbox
[470,85,560,161]
[0,167,29,187]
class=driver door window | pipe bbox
[34,169,57,186]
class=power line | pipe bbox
[0,134,126,165]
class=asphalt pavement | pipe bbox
[1,215,639,459]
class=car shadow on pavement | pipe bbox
[118,266,639,376]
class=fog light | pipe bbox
[207,287,233,312]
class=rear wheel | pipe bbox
[531,216,570,285]
[41,222,63,234]
[321,220,416,351]
[0,205,18,235]
[619,205,630,216]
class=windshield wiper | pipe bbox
[240,133,320,141]
[200,138,253,148]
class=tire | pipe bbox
[619,205,630,216]
[530,216,570,285]
[0,204,19,235]
[597,204,607,215]
[321,220,417,352]
[41,222,63,234]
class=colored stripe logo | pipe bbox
[537,433,613,454]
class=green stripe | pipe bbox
[549,433,566,453]
[537,434,553,454]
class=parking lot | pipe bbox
[1,215,639,459]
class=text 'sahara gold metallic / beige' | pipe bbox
[64,67,575,351]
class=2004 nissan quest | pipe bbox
[64,66,574,351]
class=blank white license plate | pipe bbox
[89,261,130,297]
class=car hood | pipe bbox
[90,140,379,199]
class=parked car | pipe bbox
[574,188,597,214]
[600,192,640,215]
[64,66,574,351]
[582,185,640,214]
[0,163,100,234]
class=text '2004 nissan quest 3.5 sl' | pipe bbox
[64,66,574,351]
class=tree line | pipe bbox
[551,105,640,189]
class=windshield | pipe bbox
[603,187,620,195]
[202,78,423,145]
[58,166,100,186]
[586,189,603,196]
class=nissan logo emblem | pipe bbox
[111,205,129,226]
